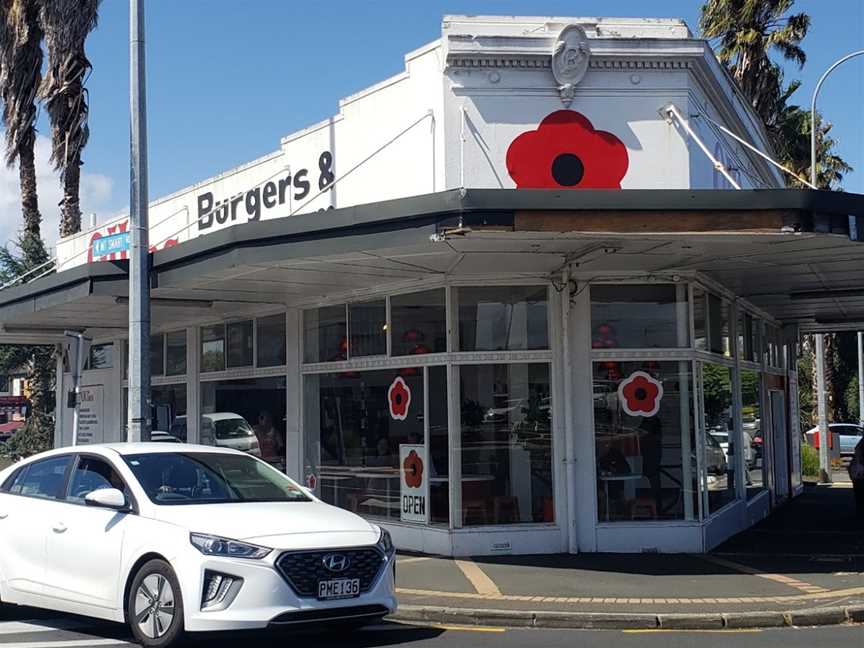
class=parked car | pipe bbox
[704,433,728,476]
[0,444,396,647]
[150,430,182,443]
[806,423,864,456]
[170,413,261,456]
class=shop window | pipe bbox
[88,343,113,370]
[459,363,553,525]
[227,320,253,368]
[304,305,347,363]
[305,369,426,522]
[428,366,449,525]
[707,294,731,357]
[150,333,164,376]
[457,286,549,351]
[590,284,689,349]
[257,314,286,367]
[751,318,763,365]
[200,324,225,372]
[391,289,446,356]
[741,369,765,498]
[152,384,187,440]
[165,330,187,376]
[702,364,736,513]
[593,361,697,522]
[0,375,8,393]
[349,300,387,357]
[201,377,287,471]
[693,286,706,351]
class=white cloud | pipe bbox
[0,132,114,252]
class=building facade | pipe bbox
[2,16,864,555]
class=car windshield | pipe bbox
[213,418,255,440]
[123,452,311,505]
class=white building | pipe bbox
[1,16,863,555]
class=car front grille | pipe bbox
[275,547,386,598]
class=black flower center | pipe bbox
[552,153,585,186]
[395,394,403,405]
[634,388,648,401]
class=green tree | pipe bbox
[38,0,100,237]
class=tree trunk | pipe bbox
[17,136,48,268]
[59,159,82,237]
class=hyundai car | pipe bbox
[0,444,397,647]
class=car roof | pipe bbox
[202,412,246,421]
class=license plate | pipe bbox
[317,578,361,600]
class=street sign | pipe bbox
[92,232,130,257]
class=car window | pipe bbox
[124,452,311,505]
[11,455,72,500]
[214,418,255,440]
[67,456,128,504]
[0,466,24,492]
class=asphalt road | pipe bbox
[1,610,862,648]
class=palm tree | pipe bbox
[38,0,100,238]
[700,0,810,123]
[0,0,48,268]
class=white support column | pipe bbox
[561,267,578,553]
[186,325,200,445]
[815,334,831,483]
[677,284,695,521]
[53,347,65,448]
[285,308,302,481]
[858,332,863,427]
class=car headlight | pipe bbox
[190,533,272,559]
[377,527,394,555]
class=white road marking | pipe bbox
[0,619,97,635]
[0,639,130,648]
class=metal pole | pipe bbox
[128,0,151,442]
[561,266,577,553]
[815,334,831,483]
[858,332,864,427]
[810,50,864,188]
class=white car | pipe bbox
[171,413,261,457]
[0,444,396,647]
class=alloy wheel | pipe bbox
[134,573,175,639]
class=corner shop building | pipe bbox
[1,16,863,556]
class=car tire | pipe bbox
[126,559,185,648]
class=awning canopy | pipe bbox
[1,188,862,343]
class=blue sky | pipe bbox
[4,1,863,244]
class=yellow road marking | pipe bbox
[454,559,502,596]
[701,556,829,594]
[431,624,506,633]
[398,557,434,565]
[624,629,763,634]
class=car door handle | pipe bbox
[52,523,67,534]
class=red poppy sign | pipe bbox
[399,444,428,524]
[388,376,412,421]
[506,110,629,189]
[618,371,664,417]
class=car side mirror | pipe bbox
[84,487,128,511]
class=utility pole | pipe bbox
[128,0,151,442]
[815,334,831,483]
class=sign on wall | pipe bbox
[399,444,428,524]
[77,384,104,445]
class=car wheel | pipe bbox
[126,559,185,648]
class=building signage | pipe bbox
[77,384,104,445]
[197,150,335,231]
[399,444,428,524]
[91,231,130,257]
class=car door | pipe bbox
[0,455,73,599]
[43,454,131,609]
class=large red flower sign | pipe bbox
[618,371,663,417]
[388,376,412,421]
[506,110,629,189]
[403,450,424,489]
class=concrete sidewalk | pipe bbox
[391,484,864,630]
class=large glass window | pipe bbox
[200,324,225,372]
[591,284,689,349]
[304,306,347,363]
[741,369,765,497]
[593,361,697,522]
[227,320,253,368]
[152,384,187,441]
[257,314,286,367]
[306,369,425,521]
[150,334,164,376]
[165,330,187,376]
[200,377,287,471]
[457,286,548,351]
[459,364,553,525]
[349,300,387,357]
[428,366,449,526]
[88,343,113,370]
[702,364,736,513]
[708,294,731,357]
[391,289,446,356]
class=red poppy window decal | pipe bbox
[506,110,629,189]
[388,376,412,421]
[618,371,663,417]
[403,450,424,488]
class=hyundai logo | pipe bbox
[322,553,350,572]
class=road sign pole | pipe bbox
[128,0,151,442]
[815,334,831,483]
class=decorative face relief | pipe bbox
[552,25,591,105]
[506,110,629,189]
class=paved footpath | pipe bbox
[392,483,864,630]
